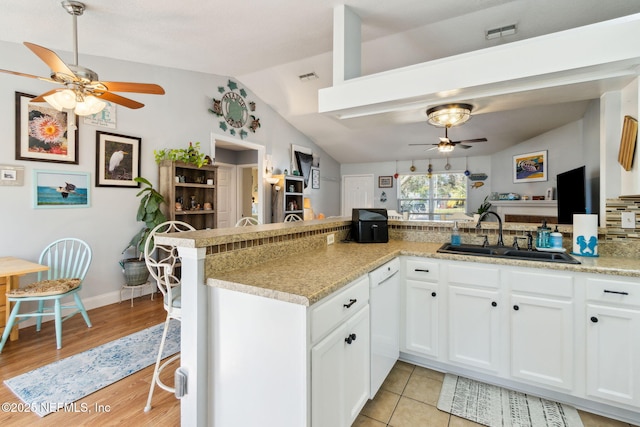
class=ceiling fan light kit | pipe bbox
[426,103,473,127]
[0,1,165,116]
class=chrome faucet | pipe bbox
[475,211,504,246]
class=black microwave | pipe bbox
[352,208,389,243]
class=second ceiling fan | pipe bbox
[410,125,488,153]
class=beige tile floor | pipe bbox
[355,361,639,427]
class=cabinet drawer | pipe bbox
[310,276,369,343]
[447,264,499,288]
[508,270,573,297]
[405,258,439,281]
[586,277,640,307]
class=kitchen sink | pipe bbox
[437,243,581,264]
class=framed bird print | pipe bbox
[15,92,79,164]
[96,131,141,187]
[33,170,90,208]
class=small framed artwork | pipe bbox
[378,175,393,188]
[96,131,141,187]
[15,92,79,164]
[33,169,90,208]
[0,165,24,187]
[83,101,117,129]
[513,150,547,183]
[311,167,320,189]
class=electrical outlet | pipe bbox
[621,212,636,229]
[327,233,335,245]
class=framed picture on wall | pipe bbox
[15,92,79,164]
[513,150,547,183]
[95,131,141,187]
[378,176,393,188]
[311,167,320,189]
[33,169,90,208]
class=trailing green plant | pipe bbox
[123,176,167,258]
[476,195,492,215]
[154,141,207,167]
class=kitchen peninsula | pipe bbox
[156,218,640,426]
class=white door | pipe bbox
[341,174,374,217]
[216,165,236,228]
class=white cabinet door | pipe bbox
[311,305,370,427]
[344,305,371,424]
[404,279,439,357]
[448,285,501,372]
[510,293,574,390]
[586,303,640,406]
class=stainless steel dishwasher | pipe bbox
[368,257,400,398]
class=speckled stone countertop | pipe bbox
[208,240,640,307]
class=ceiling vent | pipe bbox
[298,72,319,82]
[486,24,517,40]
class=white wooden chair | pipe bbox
[284,213,303,222]
[143,220,195,412]
[235,217,260,226]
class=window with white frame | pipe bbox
[397,173,467,219]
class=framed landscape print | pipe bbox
[513,150,547,183]
[95,131,141,187]
[15,92,79,164]
[33,170,90,208]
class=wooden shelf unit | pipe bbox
[159,160,218,230]
[273,175,305,222]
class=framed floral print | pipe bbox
[15,92,79,164]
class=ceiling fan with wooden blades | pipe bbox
[0,1,165,115]
[409,125,488,153]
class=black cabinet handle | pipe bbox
[604,289,629,296]
[343,299,357,308]
[431,292,437,297]
[491,301,497,307]
[513,305,519,311]
[345,333,357,344]
[415,269,430,273]
[590,316,599,323]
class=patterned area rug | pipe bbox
[4,320,180,417]
[437,374,584,427]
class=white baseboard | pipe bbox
[17,285,156,329]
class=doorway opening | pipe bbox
[211,133,265,227]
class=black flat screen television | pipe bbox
[556,166,586,224]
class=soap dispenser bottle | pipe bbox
[550,226,563,249]
[536,220,551,248]
[451,221,461,246]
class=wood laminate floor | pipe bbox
[0,295,179,427]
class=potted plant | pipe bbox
[154,141,208,167]
[473,196,492,222]
[120,176,167,286]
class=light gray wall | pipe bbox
[0,40,340,305]
[341,99,602,217]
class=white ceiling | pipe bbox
[2,0,640,163]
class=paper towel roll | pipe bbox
[572,214,598,257]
